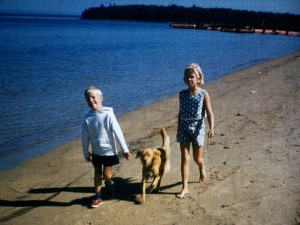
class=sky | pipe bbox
[0,0,300,16]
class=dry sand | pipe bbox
[0,50,299,225]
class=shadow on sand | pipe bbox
[0,177,182,218]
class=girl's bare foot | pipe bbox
[176,188,189,198]
[199,167,206,182]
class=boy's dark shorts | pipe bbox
[92,154,120,168]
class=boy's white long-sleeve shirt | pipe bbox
[82,107,129,159]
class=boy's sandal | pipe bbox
[91,199,103,208]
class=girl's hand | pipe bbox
[208,129,214,139]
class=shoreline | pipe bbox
[0,49,299,224]
[1,48,297,173]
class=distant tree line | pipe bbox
[81,4,300,31]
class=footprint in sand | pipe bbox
[210,171,223,180]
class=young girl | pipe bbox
[82,86,131,207]
[176,63,214,198]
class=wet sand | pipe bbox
[0,50,299,225]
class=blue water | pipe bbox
[0,16,299,170]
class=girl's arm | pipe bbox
[177,110,181,134]
[177,110,181,124]
[204,92,215,139]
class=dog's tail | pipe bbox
[161,127,171,173]
[161,127,170,154]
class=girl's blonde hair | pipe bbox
[184,63,204,84]
[84,86,102,98]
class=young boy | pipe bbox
[82,86,131,208]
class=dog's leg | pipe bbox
[146,175,161,193]
[152,177,162,194]
[141,177,147,204]
[154,158,168,193]
[155,176,162,193]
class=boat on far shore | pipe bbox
[169,23,300,37]
[169,23,196,29]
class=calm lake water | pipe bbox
[0,16,299,170]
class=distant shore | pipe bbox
[0,49,299,224]
[81,4,300,36]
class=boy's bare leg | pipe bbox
[176,143,190,198]
[94,167,103,198]
[103,166,114,197]
[103,166,112,182]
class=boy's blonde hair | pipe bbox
[184,63,205,84]
[84,86,102,98]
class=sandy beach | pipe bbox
[0,50,299,225]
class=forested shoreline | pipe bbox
[81,5,300,33]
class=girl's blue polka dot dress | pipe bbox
[177,89,206,146]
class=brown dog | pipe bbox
[136,127,170,204]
